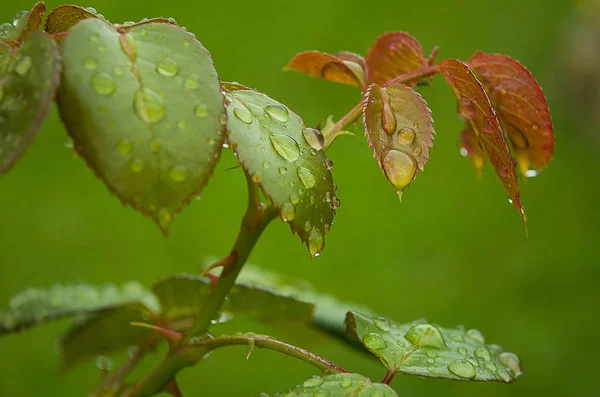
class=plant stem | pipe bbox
[182,174,277,342]
[199,334,349,375]
[381,368,397,384]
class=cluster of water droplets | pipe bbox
[0,9,28,38]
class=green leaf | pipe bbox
[226,90,337,256]
[345,311,523,383]
[271,373,397,397]
[0,281,159,335]
[152,274,314,326]
[363,82,435,198]
[0,30,61,176]
[58,303,154,370]
[56,18,226,234]
[44,5,104,34]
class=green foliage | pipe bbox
[271,373,397,397]
[0,1,555,395]
[0,281,158,334]
[346,311,522,383]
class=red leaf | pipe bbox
[363,82,435,197]
[440,59,525,223]
[365,32,427,86]
[285,51,366,89]
[469,52,554,176]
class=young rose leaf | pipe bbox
[270,373,397,397]
[439,59,524,222]
[0,281,159,335]
[44,4,104,34]
[58,303,154,370]
[226,90,337,257]
[285,51,366,89]
[320,115,355,151]
[363,82,435,198]
[365,32,426,86]
[460,123,486,179]
[56,19,226,234]
[346,311,523,383]
[0,32,61,176]
[469,52,555,177]
[152,274,314,325]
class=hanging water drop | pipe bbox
[382,150,417,192]
[280,202,295,222]
[308,227,323,257]
[302,127,324,150]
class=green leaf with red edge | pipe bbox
[285,51,366,89]
[58,303,155,370]
[0,30,61,176]
[363,82,435,197]
[56,18,226,234]
[226,89,337,257]
[469,52,554,177]
[460,123,486,179]
[365,32,426,86]
[345,311,523,383]
[439,59,525,223]
[44,4,104,34]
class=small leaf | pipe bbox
[460,123,486,178]
[226,90,337,257]
[56,18,226,234]
[285,51,366,89]
[0,3,46,41]
[0,281,159,335]
[363,83,435,197]
[271,373,397,397]
[58,303,154,370]
[365,32,426,86]
[0,31,61,176]
[439,59,524,222]
[469,52,555,177]
[44,5,103,34]
[345,311,523,383]
[320,115,355,150]
[152,274,314,325]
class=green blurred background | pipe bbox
[1,0,598,395]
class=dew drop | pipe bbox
[195,104,208,117]
[340,377,352,388]
[90,33,99,42]
[474,348,491,362]
[264,104,289,122]
[457,347,468,355]
[156,58,179,77]
[465,329,485,344]
[92,73,115,96]
[280,202,295,222]
[178,120,187,129]
[381,88,397,135]
[374,317,391,332]
[233,107,253,124]
[184,77,199,90]
[135,87,165,123]
[363,332,386,350]
[158,207,172,229]
[129,157,144,173]
[448,359,476,379]
[83,58,98,70]
[169,165,188,182]
[332,197,341,209]
[290,194,300,204]
[459,97,476,119]
[118,139,132,155]
[382,150,417,192]
[114,67,124,76]
[450,334,464,342]
[325,158,334,170]
[531,123,539,131]
[499,352,522,376]
[497,369,511,382]
[304,221,312,232]
[269,134,300,162]
[484,362,496,371]
[404,324,447,350]
[278,166,287,175]
[302,127,324,150]
[396,127,416,145]
[308,227,323,257]
[183,38,191,46]
[303,376,323,388]
[140,30,148,37]
[297,167,316,189]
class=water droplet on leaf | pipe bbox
[135,87,165,124]
[302,127,324,150]
[466,329,485,344]
[156,58,179,77]
[475,348,491,362]
[297,167,316,189]
[308,227,323,257]
[83,58,98,70]
[195,104,208,117]
[448,359,476,379]
[129,157,144,173]
[233,107,253,124]
[269,134,300,162]
[118,139,132,155]
[382,150,417,192]
[169,165,188,182]
[404,324,447,350]
[92,73,116,96]
[363,332,386,350]
[374,317,391,332]
[264,104,289,122]
[303,376,324,388]
[397,127,416,145]
[280,202,295,222]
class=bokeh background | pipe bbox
[1,0,598,396]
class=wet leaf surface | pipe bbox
[270,373,397,397]
[365,32,426,86]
